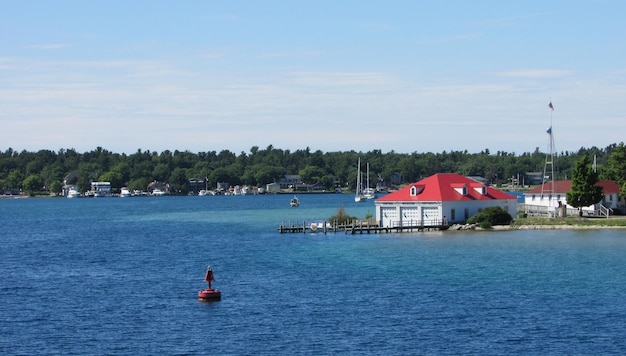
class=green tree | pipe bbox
[254,165,284,186]
[601,142,626,196]
[169,167,189,194]
[152,163,170,182]
[22,175,43,195]
[5,169,23,189]
[128,177,150,192]
[99,170,124,190]
[299,165,326,184]
[566,156,604,216]
[49,180,63,194]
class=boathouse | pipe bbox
[375,173,517,228]
[523,180,623,217]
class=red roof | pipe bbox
[376,173,516,202]
[525,180,620,195]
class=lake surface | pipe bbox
[2,194,626,355]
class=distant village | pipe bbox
[52,167,625,231]
[2,143,625,226]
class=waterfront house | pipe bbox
[523,180,623,216]
[375,173,518,228]
[89,181,112,197]
[278,175,301,190]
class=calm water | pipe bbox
[1,194,626,355]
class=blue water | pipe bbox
[2,194,626,355]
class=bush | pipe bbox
[479,220,493,229]
[328,204,358,225]
[467,206,513,226]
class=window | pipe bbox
[464,208,469,220]
[451,209,456,220]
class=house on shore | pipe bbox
[523,180,623,217]
[375,173,518,228]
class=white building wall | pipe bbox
[376,202,443,228]
[524,193,619,214]
[377,199,517,227]
[443,200,516,224]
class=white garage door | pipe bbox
[421,207,440,225]
[380,207,398,228]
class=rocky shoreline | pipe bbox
[450,223,626,231]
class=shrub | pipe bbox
[328,204,358,225]
[467,206,512,226]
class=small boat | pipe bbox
[290,196,300,207]
[151,188,165,196]
[120,187,131,197]
[198,265,221,301]
[67,188,80,198]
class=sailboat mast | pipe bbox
[366,162,370,190]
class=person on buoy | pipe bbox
[204,265,215,289]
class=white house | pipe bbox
[524,180,623,216]
[375,173,518,228]
[90,181,112,197]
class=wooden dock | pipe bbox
[278,220,449,234]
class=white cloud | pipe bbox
[495,69,574,79]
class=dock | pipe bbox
[278,220,449,234]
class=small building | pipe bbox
[389,172,402,185]
[266,182,280,193]
[278,175,301,189]
[293,182,326,192]
[524,180,623,216]
[375,173,518,228]
[188,178,206,194]
[90,182,112,197]
[525,172,545,185]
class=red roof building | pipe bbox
[375,173,518,227]
[523,180,623,216]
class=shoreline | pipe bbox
[494,224,626,230]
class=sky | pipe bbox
[1,1,625,156]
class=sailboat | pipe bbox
[363,162,376,199]
[355,158,365,202]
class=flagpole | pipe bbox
[542,100,556,216]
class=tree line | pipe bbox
[1,143,625,196]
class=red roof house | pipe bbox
[375,173,517,227]
[523,179,623,216]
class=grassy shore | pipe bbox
[505,215,626,229]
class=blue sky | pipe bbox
[1,1,625,155]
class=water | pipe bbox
[2,194,626,355]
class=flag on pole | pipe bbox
[546,126,552,134]
[548,102,554,111]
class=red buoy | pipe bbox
[198,265,221,301]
